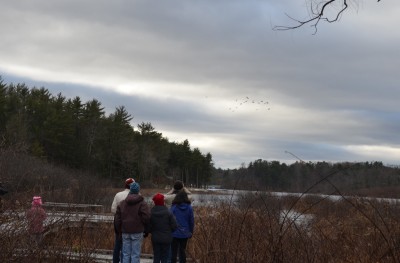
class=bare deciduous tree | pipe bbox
[274,0,382,34]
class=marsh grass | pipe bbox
[189,191,400,263]
[2,191,400,262]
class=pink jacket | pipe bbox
[26,206,47,234]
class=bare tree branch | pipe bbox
[273,0,349,34]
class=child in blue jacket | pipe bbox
[170,191,194,263]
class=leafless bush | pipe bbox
[190,189,400,262]
[0,148,115,209]
[0,207,115,262]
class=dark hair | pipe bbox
[172,191,191,205]
[173,180,184,191]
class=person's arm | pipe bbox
[148,216,153,233]
[189,206,194,235]
[183,187,192,194]
[111,194,118,214]
[169,211,178,231]
[41,208,47,220]
[140,202,151,235]
[26,209,32,221]
[140,202,151,224]
[115,205,122,231]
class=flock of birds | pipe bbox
[228,96,271,113]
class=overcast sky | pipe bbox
[1,0,399,169]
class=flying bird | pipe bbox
[228,96,271,113]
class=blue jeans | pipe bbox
[152,242,170,263]
[113,232,123,263]
[122,233,143,263]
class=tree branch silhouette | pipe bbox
[273,0,384,34]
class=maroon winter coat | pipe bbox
[115,194,150,234]
[26,206,47,234]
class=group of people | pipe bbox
[111,178,194,263]
[24,178,193,263]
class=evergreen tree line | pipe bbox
[0,77,213,187]
[216,159,400,197]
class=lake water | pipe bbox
[184,189,400,228]
[188,189,400,206]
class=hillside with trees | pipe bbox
[1,77,400,199]
[0,77,213,189]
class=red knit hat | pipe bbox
[152,193,165,206]
[125,178,135,189]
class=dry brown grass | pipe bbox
[187,193,400,263]
[2,191,400,262]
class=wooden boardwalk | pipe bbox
[14,249,196,262]
[55,251,155,263]
[14,249,158,263]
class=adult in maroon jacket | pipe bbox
[115,182,150,263]
[111,177,135,263]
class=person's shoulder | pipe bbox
[114,190,129,201]
[126,193,145,204]
[164,193,175,202]
[166,188,174,194]
[164,193,175,198]
[118,199,126,206]
[140,196,148,204]
[152,205,168,212]
[116,189,129,195]
[183,187,192,194]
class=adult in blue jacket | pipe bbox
[170,191,194,263]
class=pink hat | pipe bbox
[32,196,42,206]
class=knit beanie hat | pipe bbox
[125,178,135,189]
[152,193,165,206]
[32,196,42,206]
[129,182,140,194]
[173,180,184,191]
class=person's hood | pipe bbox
[151,205,169,216]
[125,194,144,205]
[175,203,190,211]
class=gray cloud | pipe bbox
[1,0,399,168]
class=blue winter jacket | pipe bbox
[171,203,194,239]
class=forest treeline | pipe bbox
[215,159,400,198]
[1,77,400,198]
[0,77,213,187]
